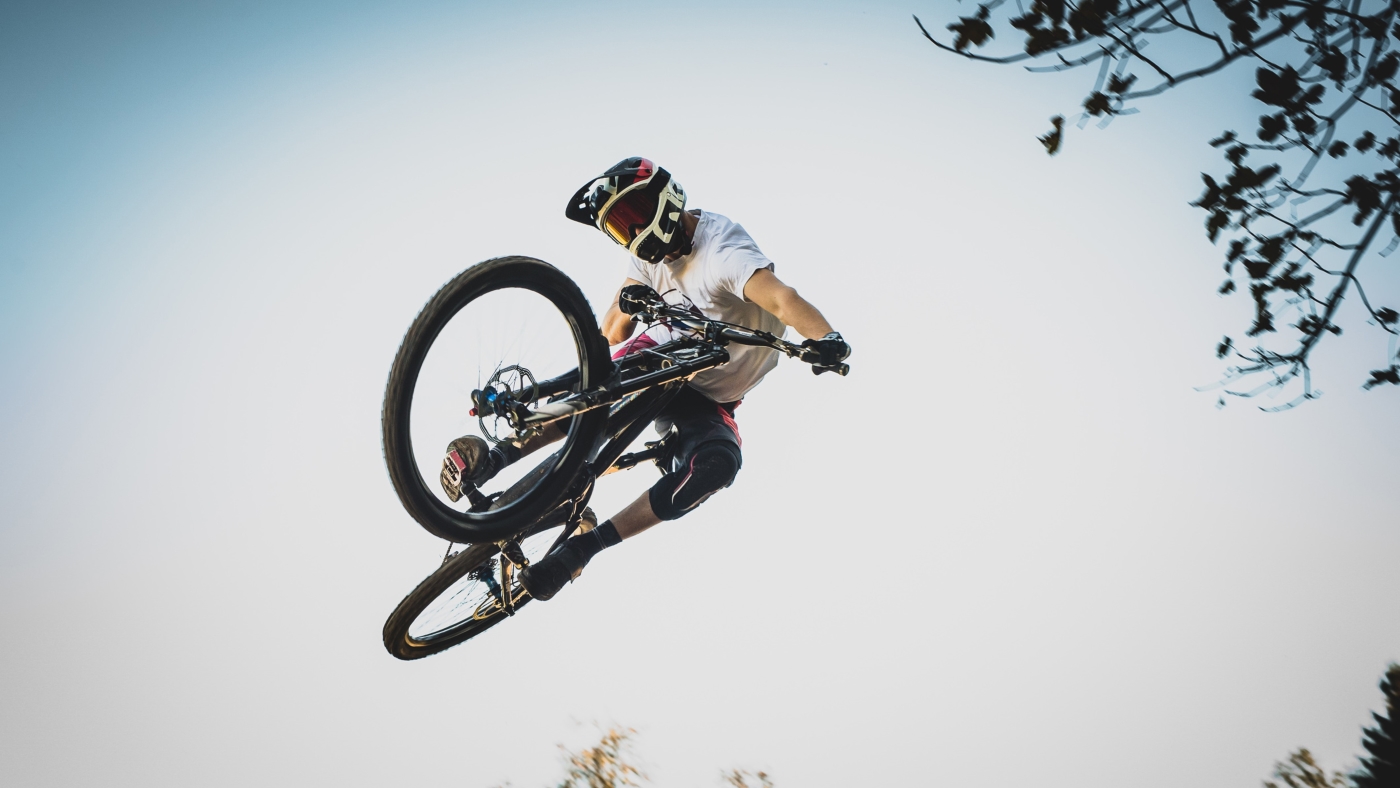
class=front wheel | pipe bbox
[382,257,612,543]
[382,510,580,659]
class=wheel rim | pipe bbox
[405,523,567,644]
[407,285,586,523]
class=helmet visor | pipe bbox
[600,188,659,247]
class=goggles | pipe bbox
[599,180,662,247]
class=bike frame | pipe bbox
[472,303,844,615]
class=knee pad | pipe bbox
[648,441,741,521]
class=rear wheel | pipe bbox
[382,509,582,660]
[382,257,612,543]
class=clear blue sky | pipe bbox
[1,1,1396,786]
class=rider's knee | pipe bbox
[649,441,741,521]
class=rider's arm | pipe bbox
[742,268,835,340]
[601,278,645,345]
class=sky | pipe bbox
[1,1,1397,786]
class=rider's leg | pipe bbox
[592,438,742,540]
[440,422,567,501]
[517,443,741,600]
[608,491,663,539]
[518,438,741,601]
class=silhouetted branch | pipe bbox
[925,0,1400,402]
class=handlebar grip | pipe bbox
[619,284,663,316]
[812,363,849,376]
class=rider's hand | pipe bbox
[801,332,851,367]
[618,284,661,316]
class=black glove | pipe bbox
[618,284,661,316]
[802,332,851,367]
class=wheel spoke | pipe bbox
[408,287,581,513]
[404,522,568,641]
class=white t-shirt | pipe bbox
[623,210,785,403]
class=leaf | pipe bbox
[1107,73,1137,94]
[948,6,995,51]
[1210,131,1238,147]
[1248,283,1276,335]
[1220,279,1237,294]
[1039,115,1065,155]
[1244,258,1276,279]
[1376,307,1399,325]
[1356,131,1377,152]
[1275,266,1313,293]
[1362,14,1389,39]
[1008,11,1045,30]
[1193,173,1222,210]
[1328,140,1349,157]
[1232,163,1281,190]
[1363,365,1400,389]
[1216,336,1234,357]
[1025,24,1071,55]
[1258,112,1288,141]
[1257,235,1285,263]
[1298,315,1340,336]
[1253,67,1302,107]
[1083,91,1114,116]
[1226,144,1248,164]
[1344,174,1383,223]
[1370,51,1399,84]
[1068,0,1109,38]
[1319,48,1348,82]
[1229,14,1260,44]
[1206,210,1230,242]
[1366,366,1400,386]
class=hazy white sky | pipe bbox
[1,1,1397,786]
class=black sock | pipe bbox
[480,443,522,480]
[569,520,622,560]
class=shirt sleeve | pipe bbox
[624,254,653,287]
[711,228,775,303]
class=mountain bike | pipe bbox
[380,256,847,660]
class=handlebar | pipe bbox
[629,300,849,376]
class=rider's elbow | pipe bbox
[770,284,803,325]
[602,311,636,346]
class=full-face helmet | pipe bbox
[565,157,689,263]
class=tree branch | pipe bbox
[1298,193,1398,358]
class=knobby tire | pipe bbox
[381,256,611,544]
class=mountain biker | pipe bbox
[439,157,850,601]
